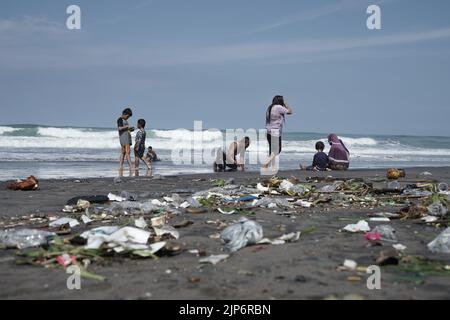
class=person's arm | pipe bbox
[226,142,237,164]
[284,102,293,115]
[117,118,129,131]
[237,145,246,170]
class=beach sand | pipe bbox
[0,167,449,300]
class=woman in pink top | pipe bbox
[261,95,293,171]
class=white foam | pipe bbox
[153,129,223,141]
[0,126,18,135]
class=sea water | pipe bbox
[0,125,449,180]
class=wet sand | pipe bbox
[0,167,449,300]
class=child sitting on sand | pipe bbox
[300,141,330,171]
[134,119,152,175]
[144,146,159,163]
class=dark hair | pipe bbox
[138,119,146,128]
[315,141,325,151]
[266,95,285,125]
[122,108,133,117]
[244,136,250,147]
[148,146,152,150]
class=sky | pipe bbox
[0,0,450,136]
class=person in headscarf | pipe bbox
[327,134,350,170]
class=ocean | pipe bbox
[0,124,449,180]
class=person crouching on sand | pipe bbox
[134,119,152,176]
[328,134,350,170]
[213,137,250,172]
[261,95,293,174]
[117,108,134,176]
[144,146,159,162]
[300,141,330,171]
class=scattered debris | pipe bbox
[199,254,229,265]
[342,220,370,233]
[0,229,54,249]
[7,176,39,191]
[427,228,450,254]
[376,249,400,266]
[49,218,80,228]
[220,218,263,252]
[387,168,406,180]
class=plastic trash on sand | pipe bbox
[220,218,263,252]
[343,259,358,271]
[427,227,450,254]
[108,201,157,214]
[80,226,158,252]
[108,193,126,202]
[120,191,138,201]
[371,225,397,243]
[134,217,148,229]
[342,220,370,233]
[438,182,448,192]
[154,225,180,239]
[0,228,54,249]
[256,183,269,192]
[253,197,293,209]
[280,180,294,191]
[402,189,433,197]
[49,217,80,228]
[427,202,448,217]
[199,254,229,265]
[257,231,301,245]
[319,181,344,193]
[393,244,407,252]
[295,200,312,208]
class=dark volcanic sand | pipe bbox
[0,167,449,300]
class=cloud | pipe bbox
[0,16,63,35]
[1,13,450,70]
[246,0,398,35]
[248,0,359,34]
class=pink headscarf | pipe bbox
[328,134,350,161]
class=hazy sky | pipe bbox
[1,0,450,136]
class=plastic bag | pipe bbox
[371,225,397,243]
[427,227,450,254]
[49,217,80,228]
[220,218,263,252]
[427,202,448,217]
[342,220,370,233]
[120,191,138,201]
[109,201,157,214]
[253,197,292,209]
[0,229,54,249]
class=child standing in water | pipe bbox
[117,108,134,176]
[134,119,152,176]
